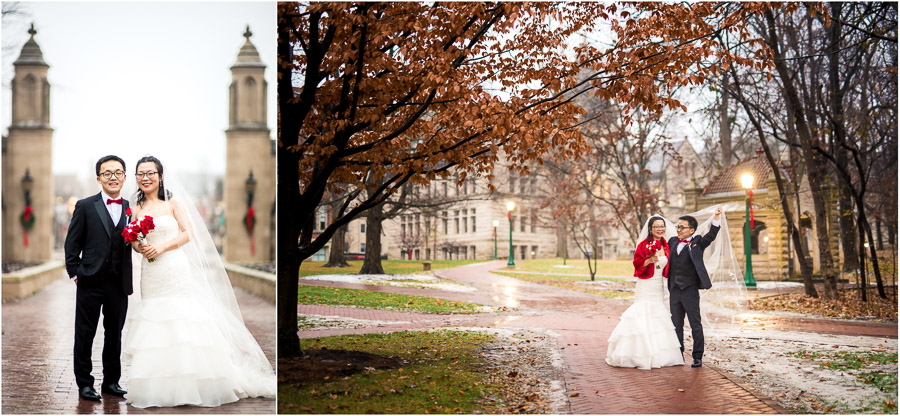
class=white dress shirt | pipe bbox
[677,219,720,255]
[102,191,124,226]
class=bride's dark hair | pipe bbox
[134,155,173,207]
[644,216,666,243]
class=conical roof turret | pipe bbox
[233,25,265,68]
[14,23,48,67]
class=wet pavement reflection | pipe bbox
[3,272,276,414]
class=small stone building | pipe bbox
[684,151,842,280]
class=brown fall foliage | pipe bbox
[278,2,794,357]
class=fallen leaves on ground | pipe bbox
[749,287,897,322]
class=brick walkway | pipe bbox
[299,261,801,414]
[2,271,276,414]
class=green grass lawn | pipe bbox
[280,330,513,414]
[300,259,486,277]
[299,285,486,314]
[506,258,634,276]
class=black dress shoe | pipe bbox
[79,386,101,401]
[101,383,127,396]
[691,358,702,367]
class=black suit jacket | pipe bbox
[64,193,133,295]
[666,224,719,290]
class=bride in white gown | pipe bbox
[605,216,684,369]
[124,155,275,408]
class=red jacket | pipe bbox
[633,237,670,279]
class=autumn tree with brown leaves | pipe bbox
[278,1,774,358]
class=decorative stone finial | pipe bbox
[244,25,252,40]
[28,22,37,37]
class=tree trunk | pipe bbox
[359,202,386,274]
[324,223,350,267]
[277,16,303,359]
[876,217,883,250]
[863,218,887,298]
[836,163,859,273]
[557,218,569,259]
[719,73,733,167]
[765,10,839,299]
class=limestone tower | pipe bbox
[2,23,54,262]
[223,25,274,263]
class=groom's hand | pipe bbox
[714,206,722,221]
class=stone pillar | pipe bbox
[683,180,701,212]
[224,26,274,263]
[3,24,54,263]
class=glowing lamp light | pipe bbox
[506,201,516,212]
[740,173,754,190]
[492,220,500,227]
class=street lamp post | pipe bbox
[22,169,34,206]
[492,220,499,260]
[740,173,757,287]
[506,201,515,266]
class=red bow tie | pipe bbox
[678,239,691,244]
[107,198,124,205]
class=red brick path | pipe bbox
[2,272,276,414]
[299,261,797,414]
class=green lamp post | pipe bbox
[740,173,757,287]
[492,220,499,260]
[506,201,516,266]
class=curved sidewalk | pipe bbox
[299,261,789,414]
[2,271,276,414]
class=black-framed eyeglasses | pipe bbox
[651,226,666,230]
[99,170,125,180]
[136,171,159,179]
[676,225,693,231]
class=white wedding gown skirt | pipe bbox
[605,255,684,369]
[123,216,275,408]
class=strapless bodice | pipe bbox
[144,215,179,245]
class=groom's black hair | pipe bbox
[96,155,126,176]
[679,215,698,230]
[645,216,666,242]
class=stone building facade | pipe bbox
[684,151,842,280]
[314,140,706,262]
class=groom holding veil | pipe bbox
[664,206,721,368]
[64,155,132,401]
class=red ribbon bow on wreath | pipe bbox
[21,205,34,246]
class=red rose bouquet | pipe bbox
[122,216,157,262]
[647,240,664,269]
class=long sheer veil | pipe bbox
[128,156,275,397]
[635,206,747,332]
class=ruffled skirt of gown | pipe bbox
[605,260,684,370]
[123,216,274,408]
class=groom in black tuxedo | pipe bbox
[664,206,721,368]
[64,155,133,401]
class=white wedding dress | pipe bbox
[123,215,275,408]
[605,253,685,369]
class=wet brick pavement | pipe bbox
[2,271,276,414]
[299,261,802,414]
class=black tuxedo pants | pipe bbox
[669,284,704,360]
[74,272,128,389]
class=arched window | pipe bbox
[242,76,258,123]
[21,74,37,121]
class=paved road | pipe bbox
[300,261,794,414]
[2,272,276,414]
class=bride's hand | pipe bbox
[142,244,160,259]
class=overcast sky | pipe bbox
[2,1,276,181]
